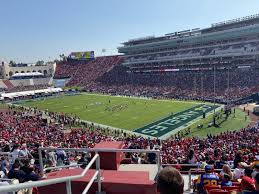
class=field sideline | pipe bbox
[17,93,250,139]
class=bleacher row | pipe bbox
[0,78,51,93]
[53,55,259,102]
[124,41,259,64]
[54,56,122,87]
[0,104,258,193]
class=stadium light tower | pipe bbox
[227,61,230,106]
[213,60,216,126]
[102,49,106,56]
[199,60,204,101]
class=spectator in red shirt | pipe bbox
[241,167,256,192]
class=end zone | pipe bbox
[134,104,222,139]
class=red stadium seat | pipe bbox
[205,185,221,192]
[231,182,240,186]
[209,189,228,194]
[222,186,240,192]
[120,158,132,164]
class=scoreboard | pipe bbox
[69,51,95,60]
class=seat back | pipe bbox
[222,186,240,192]
[205,185,221,192]
[231,182,240,186]
[209,189,228,194]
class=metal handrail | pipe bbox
[189,168,236,172]
[82,171,99,194]
[0,153,101,194]
[43,163,82,172]
[0,151,34,161]
[1,147,238,193]
[38,147,161,175]
[162,163,200,167]
[0,152,12,155]
[39,147,161,152]
[0,178,14,181]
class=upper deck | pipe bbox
[119,14,259,54]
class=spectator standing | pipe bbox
[11,144,20,164]
[19,143,33,159]
[241,167,256,192]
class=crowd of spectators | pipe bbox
[5,85,49,93]
[54,56,122,87]
[53,56,259,103]
[0,105,258,193]
[157,165,259,194]
[0,105,258,169]
[96,66,259,103]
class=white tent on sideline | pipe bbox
[1,88,63,99]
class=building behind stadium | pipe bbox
[0,61,55,91]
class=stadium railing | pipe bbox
[162,164,236,191]
[0,148,234,193]
[0,153,101,194]
[0,148,161,194]
[43,163,82,172]
[0,152,12,160]
[38,147,161,174]
[0,178,16,194]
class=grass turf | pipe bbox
[20,93,198,130]
[18,93,250,137]
[186,108,251,137]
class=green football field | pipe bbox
[17,93,250,138]
[20,93,197,130]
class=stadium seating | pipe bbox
[0,106,258,166]
[222,186,240,192]
[5,84,49,93]
[0,105,258,194]
[0,80,8,89]
[3,79,14,89]
[125,42,259,64]
[53,54,259,103]
[205,185,221,192]
[209,189,228,194]
[54,56,123,88]
[54,61,82,79]
[97,66,259,102]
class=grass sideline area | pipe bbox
[19,93,198,130]
[186,108,251,137]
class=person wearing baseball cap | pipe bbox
[196,165,219,194]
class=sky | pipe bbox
[1,0,259,62]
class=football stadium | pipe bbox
[0,2,259,194]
